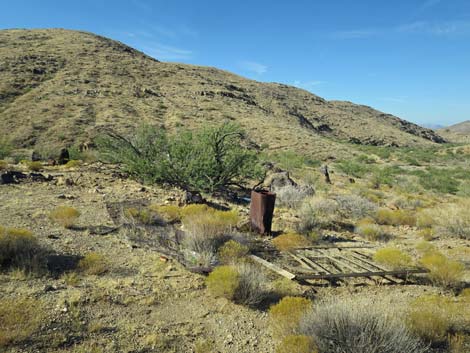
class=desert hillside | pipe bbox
[438,120,470,143]
[0,28,445,159]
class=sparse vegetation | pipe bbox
[276,184,311,209]
[355,220,391,241]
[300,297,427,353]
[272,232,311,251]
[420,250,464,287]
[24,160,43,171]
[373,247,412,269]
[78,253,109,275]
[65,159,82,168]
[218,239,249,264]
[275,335,317,353]
[0,160,8,170]
[49,206,80,228]
[375,208,416,226]
[206,263,267,306]
[0,226,46,273]
[0,138,12,159]
[269,296,313,337]
[0,297,46,347]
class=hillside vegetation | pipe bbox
[0,28,445,160]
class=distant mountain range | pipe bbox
[0,28,447,159]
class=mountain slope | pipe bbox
[0,28,446,159]
[438,120,470,143]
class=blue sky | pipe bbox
[2,0,470,126]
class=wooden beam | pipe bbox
[297,268,428,280]
[249,255,296,280]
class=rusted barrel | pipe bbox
[250,190,276,235]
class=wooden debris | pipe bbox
[249,254,296,280]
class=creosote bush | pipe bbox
[275,335,317,353]
[373,247,412,269]
[49,206,80,228]
[97,123,262,193]
[269,296,313,338]
[272,232,311,251]
[78,253,108,275]
[300,297,427,353]
[375,208,416,226]
[419,250,464,287]
[206,264,267,306]
[0,226,46,273]
[218,240,249,264]
[0,297,46,347]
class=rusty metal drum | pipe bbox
[250,190,276,235]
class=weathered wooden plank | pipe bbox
[297,268,428,280]
[313,249,359,273]
[336,253,398,284]
[345,251,400,283]
[289,252,330,274]
[249,255,296,280]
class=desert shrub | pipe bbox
[410,168,460,194]
[300,297,427,353]
[420,251,464,287]
[49,206,80,228]
[298,197,339,231]
[0,297,46,347]
[276,184,311,209]
[182,208,238,266]
[276,335,317,353]
[0,226,46,273]
[124,207,162,225]
[415,241,436,255]
[97,123,263,192]
[0,160,7,170]
[418,228,434,240]
[334,194,377,219]
[78,253,108,275]
[269,296,313,337]
[180,204,212,218]
[370,166,402,188]
[272,232,311,251]
[375,208,416,226]
[149,204,181,222]
[416,209,437,229]
[0,138,12,159]
[65,159,82,169]
[271,278,303,297]
[24,160,43,171]
[218,240,249,264]
[355,222,391,241]
[269,150,320,171]
[206,264,267,306]
[406,295,453,344]
[373,248,412,269]
[434,201,470,239]
[335,160,370,178]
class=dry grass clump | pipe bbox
[206,263,267,306]
[269,296,313,337]
[435,201,470,239]
[418,228,434,240]
[64,159,82,168]
[182,207,239,266]
[373,247,413,269]
[298,197,339,231]
[0,226,46,273]
[419,250,464,287]
[0,297,46,347]
[300,297,427,353]
[272,232,311,251]
[78,253,109,275]
[415,241,436,255]
[149,204,182,223]
[406,295,455,344]
[218,239,249,264]
[375,208,416,226]
[276,184,312,209]
[416,208,437,229]
[22,160,43,171]
[334,194,377,219]
[0,160,8,170]
[49,206,80,228]
[355,220,391,241]
[275,335,317,353]
[124,207,162,225]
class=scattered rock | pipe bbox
[57,148,70,165]
[181,190,205,205]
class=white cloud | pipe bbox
[293,80,327,90]
[396,20,470,36]
[142,43,192,60]
[239,61,268,75]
